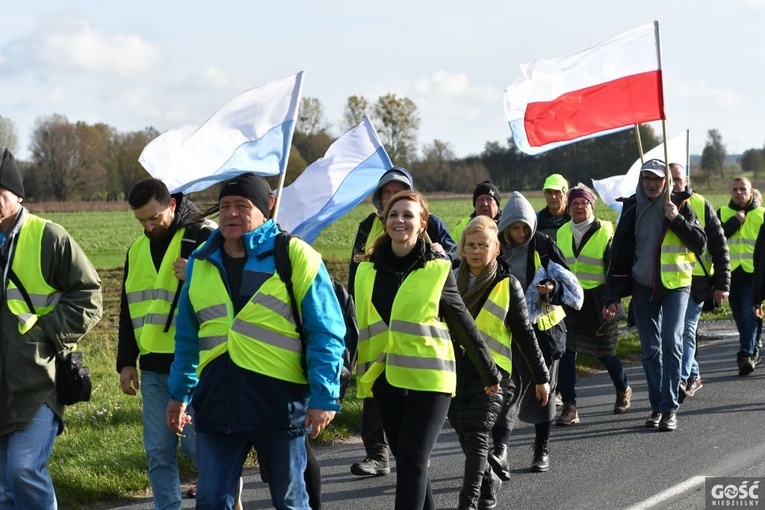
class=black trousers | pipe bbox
[373,375,451,510]
[360,397,389,461]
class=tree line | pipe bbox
[2,95,764,202]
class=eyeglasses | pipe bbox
[465,242,491,252]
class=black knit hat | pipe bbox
[219,173,273,218]
[0,148,24,199]
[473,181,500,207]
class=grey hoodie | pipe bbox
[498,191,537,289]
[632,176,667,287]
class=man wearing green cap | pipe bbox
[537,174,571,238]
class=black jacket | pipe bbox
[604,190,707,303]
[117,195,212,374]
[366,238,501,389]
[690,194,730,303]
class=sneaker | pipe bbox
[738,353,756,376]
[658,412,677,431]
[645,411,661,428]
[185,482,197,499]
[350,457,390,477]
[486,444,511,482]
[554,391,563,406]
[556,403,580,426]
[613,386,632,414]
[685,376,702,397]
[753,351,762,367]
[530,442,549,472]
[678,379,687,404]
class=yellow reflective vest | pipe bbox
[451,216,471,244]
[720,205,765,273]
[355,259,456,397]
[125,230,184,355]
[532,251,566,331]
[188,238,321,382]
[474,279,513,374]
[688,193,713,276]
[363,217,386,253]
[556,221,613,290]
[5,215,62,334]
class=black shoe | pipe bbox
[738,352,755,376]
[530,442,549,472]
[477,469,501,510]
[645,411,661,428]
[350,457,390,476]
[658,412,677,431]
[487,444,511,481]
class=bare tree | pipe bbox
[0,116,19,154]
[297,97,329,136]
[373,93,420,167]
[29,115,88,201]
[109,128,157,200]
[342,96,371,132]
[701,129,727,179]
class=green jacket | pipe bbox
[0,208,102,435]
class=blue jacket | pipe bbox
[168,220,345,434]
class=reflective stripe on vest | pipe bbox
[354,258,456,398]
[556,221,613,290]
[659,232,696,289]
[474,279,513,374]
[188,237,321,383]
[6,215,62,334]
[688,194,714,276]
[532,251,566,331]
[125,229,184,355]
[720,205,764,273]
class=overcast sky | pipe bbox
[2,1,764,164]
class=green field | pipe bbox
[34,192,732,508]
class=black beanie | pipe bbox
[219,173,273,218]
[0,148,24,199]
[473,181,500,207]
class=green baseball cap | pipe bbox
[542,174,568,191]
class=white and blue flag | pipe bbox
[277,117,392,243]
[139,72,303,194]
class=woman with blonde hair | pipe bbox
[355,190,501,510]
[449,215,550,510]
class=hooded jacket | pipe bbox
[604,181,707,303]
[0,207,102,435]
[497,192,570,360]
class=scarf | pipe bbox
[571,215,595,249]
[457,258,498,318]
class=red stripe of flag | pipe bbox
[524,70,665,147]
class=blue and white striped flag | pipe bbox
[139,72,303,194]
[277,117,392,243]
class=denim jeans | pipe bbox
[141,370,197,510]
[632,284,688,413]
[558,350,629,405]
[681,296,704,381]
[196,430,309,510]
[729,271,762,355]
[0,404,59,510]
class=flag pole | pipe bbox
[685,129,691,187]
[271,171,288,222]
[661,119,671,203]
[634,125,645,164]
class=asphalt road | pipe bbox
[106,326,765,510]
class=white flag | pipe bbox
[277,117,392,244]
[139,72,303,194]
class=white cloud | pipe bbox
[673,79,743,109]
[27,15,161,76]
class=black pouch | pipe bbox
[55,351,92,405]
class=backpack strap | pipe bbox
[273,232,309,373]
[164,222,205,333]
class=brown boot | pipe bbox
[555,403,579,425]
[613,386,632,414]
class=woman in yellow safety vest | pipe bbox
[355,190,501,510]
[449,215,550,510]
[494,191,580,474]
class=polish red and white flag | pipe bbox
[504,21,665,155]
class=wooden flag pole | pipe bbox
[661,118,671,203]
[271,171,288,223]
[634,124,645,165]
